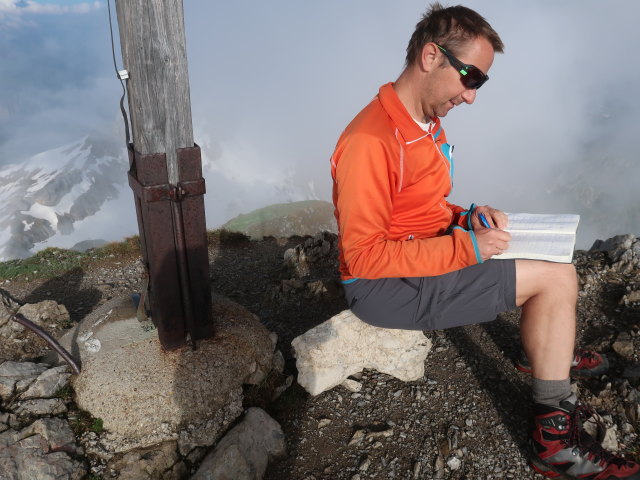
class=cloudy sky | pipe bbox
[1,0,639,248]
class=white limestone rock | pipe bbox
[0,378,15,401]
[191,407,286,480]
[0,418,86,479]
[106,441,186,480]
[447,456,462,471]
[341,379,363,393]
[20,365,71,400]
[292,310,432,396]
[0,361,49,378]
[23,418,78,453]
[17,300,70,329]
[590,234,636,263]
[590,234,640,273]
[0,361,49,402]
[14,398,67,416]
[601,424,619,453]
[1,299,70,361]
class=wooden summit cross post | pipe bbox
[115,0,214,349]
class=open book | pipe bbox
[493,213,580,263]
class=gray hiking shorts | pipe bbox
[342,259,517,331]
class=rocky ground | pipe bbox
[1,232,639,479]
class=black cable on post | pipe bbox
[107,0,132,147]
[11,313,81,375]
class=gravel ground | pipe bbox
[1,235,639,479]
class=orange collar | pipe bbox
[378,82,440,144]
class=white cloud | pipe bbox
[2,0,640,254]
[0,0,101,15]
[0,0,17,12]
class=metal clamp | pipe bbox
[127,174,205,203]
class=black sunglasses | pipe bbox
[435,44,489,90]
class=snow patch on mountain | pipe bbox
[0,136,129,260]
[0,134,318,261]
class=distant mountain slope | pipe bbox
[221,200,337,239]
[0,136,128,260]
[0,134,327,261]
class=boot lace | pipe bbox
[567,403,629,468]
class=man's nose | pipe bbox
[461,88,477,104]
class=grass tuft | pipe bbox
[55,384,74,402]
[71,410,104,436]
[96,236,141,257]
[0,236,141,281]
[0,248,83,280]
[0,230,253,282]
[207,228,251,246]
[90,417,104,433]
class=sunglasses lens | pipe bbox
[462,68,488,89]
[438,45,489,90]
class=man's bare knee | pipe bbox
[556,262,578,288]
[551,262,578,300]
[515,260,577,306]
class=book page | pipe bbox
[494,231,576,263]
[505,213,580,235]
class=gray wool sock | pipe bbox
[532,378,572,407]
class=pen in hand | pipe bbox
[478,213,491,228]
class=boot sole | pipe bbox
[530,455,570,479]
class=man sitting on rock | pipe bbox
[329,3,639,479]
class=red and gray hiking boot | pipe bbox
[530,395,640,479]
[516,349,609,378]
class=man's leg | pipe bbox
[515,260,577,381]
[516,260,640,479]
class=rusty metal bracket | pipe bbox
[127,175,205,203]
[127,143,214,350]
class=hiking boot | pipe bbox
[516,349,609,378]
[530,395,640,479]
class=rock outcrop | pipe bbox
[2,231,640,479]
[0,292,71,362]
[192,407,286,480]
[69,293,278,456]
[0,361,87,480]
[292,309,433,396]
[590,233,640,273]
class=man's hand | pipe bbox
[474,222,511,261]
[471,205,508,230]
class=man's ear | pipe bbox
[419,42,439,72]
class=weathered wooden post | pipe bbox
[115,0,213,349]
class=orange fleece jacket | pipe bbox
[330,83,482,281]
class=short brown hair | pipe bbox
[405,3,504,66]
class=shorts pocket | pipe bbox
[431,283,500,329]
[401,277,420,292]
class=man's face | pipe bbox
[423,36,495,119]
